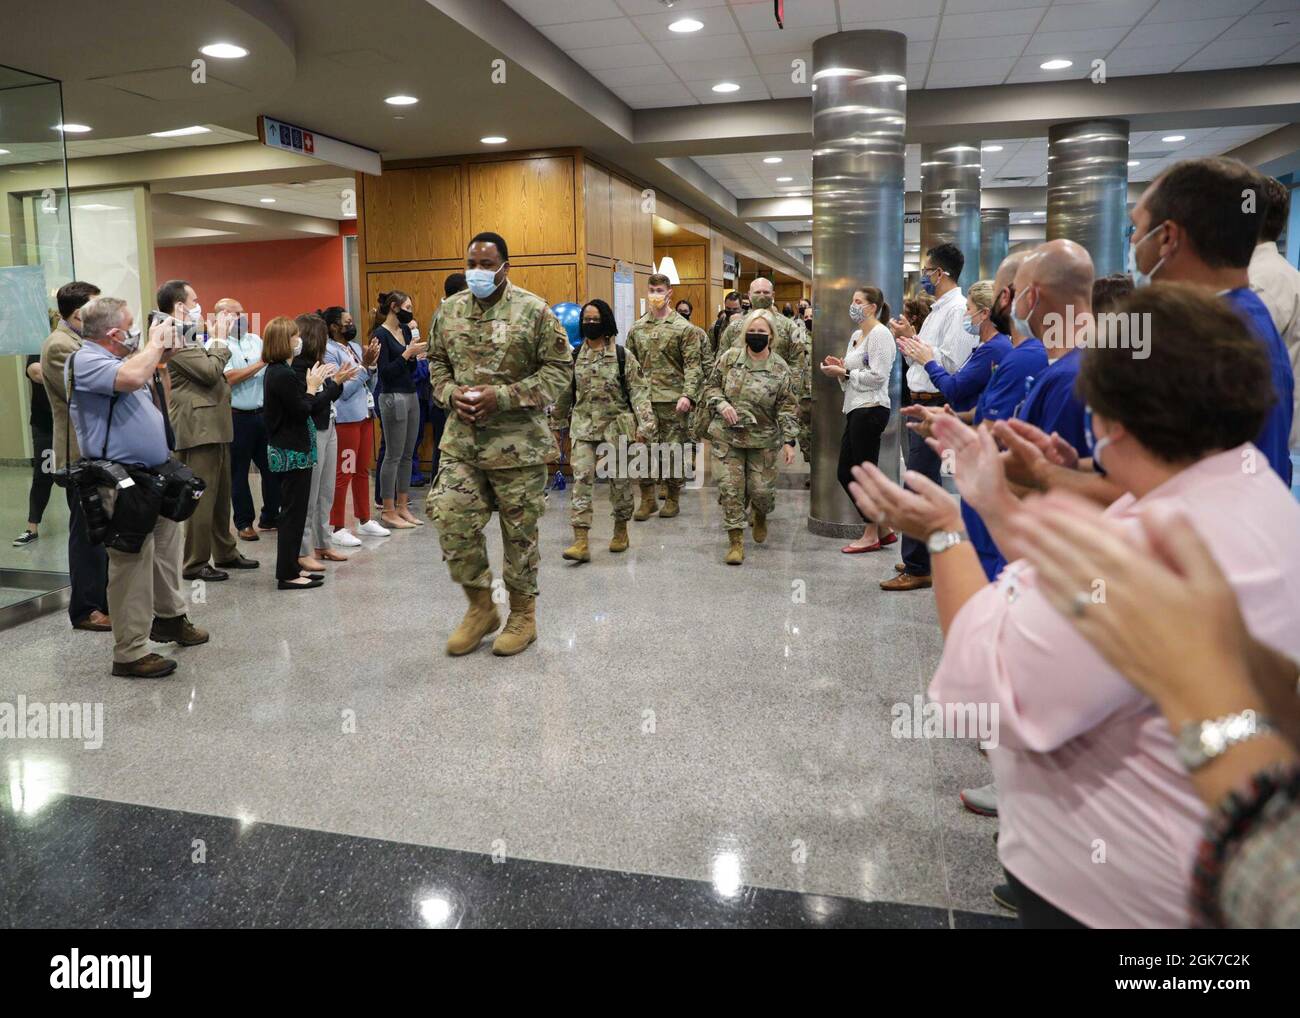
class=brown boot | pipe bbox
[659,491,680,518]
[562,526,591,562]
[751,510,767,543]
[880,572,932,591]
[446,585,501,655]
[112,653,177,678]
[609,519,629,553]
[149,614,209,646]
[492,592,537,656]
[633,483,658,521]
[725,528,744,565]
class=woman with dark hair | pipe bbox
[848,283,1300,928]
[903,293,934,334]
[262,316,349,590]
[293,313,354,572]
[550,298,656,561]
[674,298,693,322]
[371,290,426,529]
[1092,272,1135,314]
[320,306,385,545]
[820,285,897,553]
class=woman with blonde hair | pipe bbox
[701,308,799,564]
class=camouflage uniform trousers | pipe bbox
[713,441,778,531]
[427,459,548,597]
[798,399,813,463]
[569,438,633,529]
[652,402,692,497]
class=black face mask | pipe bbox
[581,321,604,340]
[677,307,691,320]
[342,325,358,341]
[740,302,752,312]
[745,332,769,352]
[988,289,1013,335]
[395,308,414,325]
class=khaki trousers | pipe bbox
[107,516,187,663]
[179,442,237,573]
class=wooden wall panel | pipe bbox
[365,269,455,329]
[584,161,612,259]
[653,243,707,282]
[470,156,575,257]
[610,175,634,266]
[633,193,654,268]
[508,263,577,307]
[363,166,463,264]
[586,262,613,308]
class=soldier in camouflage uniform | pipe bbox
[550,299,657,562]
[624,273,704,520]
[425,232,572,657]
[703,309,799,565]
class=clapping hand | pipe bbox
[897,334,934,364]
[362,338,380,367]
[928,414,1017,524]
[901,402,952,439]
[333,362,360,384]
[306,362,330,393]
[847,461,961,540]
[992,418,1079,489]
[888,314,916,340]
[819,355,846,379]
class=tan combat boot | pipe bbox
[633,483,658,521]
[609,520,629,553]
[562,526,591,562]
[725,529,745,565]
[492,592,537,656]
[659,489,680,518]
[446,585,501,656]
[751,510,767,544]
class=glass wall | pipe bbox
[0,65,73,620]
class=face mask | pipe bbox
[187,303,203,324]
[1084,405,1110,476]
[962,312,981,336]
[342,325,357,341]
[465,266,503,299]
[848,303,866,324]
[920,271,937,296]
[745,332,769,352]
[1010,287,1036,338]
[115,327,141,353]
[395,308,414,325]
[581,321,604,340]
[292,337,303,358]
[750,295,773,310]
[1127,224,1167,289]
[647,293,667,310]
[677,307,691,320]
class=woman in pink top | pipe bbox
[847,283,1300,927]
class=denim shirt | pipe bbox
[325,339,374,423]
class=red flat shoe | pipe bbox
[880,532,899,546]
[841,541,882,554]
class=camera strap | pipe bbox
[66,349,121,462]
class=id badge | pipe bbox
[366,391,376,412]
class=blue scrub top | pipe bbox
[1223,287,1294,487]
[975,337,1047,425]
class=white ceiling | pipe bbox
[503,0,1300,106]
[0,124,255,167]
[176,178,357,220]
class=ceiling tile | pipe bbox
[744,27,833,53]
[1141,0,1259,22]
[839,17,940,41]
[590,63,681,87]
[938,9,1046,40]
[839,0,943,17]
[653,33,750,61]
[924,58,1017,88]
[932,34,1030,62]
[538,17,644,48]
[1038,1,1149,32]
[731,0,837,30]
[1122,17,1239,47]
[1022,27,1131,56]
[616,0,727,13]
[611,82,697,107]
[562,41,664,69]
[672,56,761,81]
[505,0,624,25]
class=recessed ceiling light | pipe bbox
[1034,211,1045,216]
[763,157,783,164]
[0,148,9,155]
[259,197,276,204]
[1128,160,1140,167]
[1161,134,1185,143]
[669,18,703,33]
[78,203,121,212]
[54,123,91,133]
[385,95,419,106]
[200,43,247,59]
[712,82,741,93]
[982,144,1003,153]
[150,125,211,138]
[776,176,793,182]
[1039,58,1073,70]
[480,136,507,144]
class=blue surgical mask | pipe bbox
[848,303,865,324]
[1127,223,1167,289]
[465,266,503,300]
[1010,286,1035,338]
[1084,405,1110,476]
[920,271,936,296]
[962,313,981,336]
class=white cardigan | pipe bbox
[839,322,895,413]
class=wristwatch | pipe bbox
[1176,711,1275,771]
[926,529,967,556]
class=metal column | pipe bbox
[920,141,981,291]
[979,208,1010,281]
[1046,119,1130,276]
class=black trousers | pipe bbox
[900,416,943,576]
[276,467,312,581]
[1005,870,1089,929]
[230,409,281,530]
[837,406,890,522]
[27,425,54,525]
[65,486,109,625]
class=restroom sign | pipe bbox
[257,115,381,175]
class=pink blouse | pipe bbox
[930,446,1300,927]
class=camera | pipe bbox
[154,459,206,523]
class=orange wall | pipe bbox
[154,234,347,323]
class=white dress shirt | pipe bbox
[905,286,975,394]
[840,322,895,413]
[1249,241,1300,447]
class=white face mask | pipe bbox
[292,337,303,358]
[187,303,203,324]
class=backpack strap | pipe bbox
[615,343,631,409]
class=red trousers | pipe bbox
[330,417,374,529]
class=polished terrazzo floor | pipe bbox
[0,473,1009,928]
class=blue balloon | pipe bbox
[551,301,583,349]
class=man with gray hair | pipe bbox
[66,297,209,678]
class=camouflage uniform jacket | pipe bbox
[719,312,810,399]
[625,309,704,406]
[551,341,658,444]
[427,281,573,469]
[704,346,800,450]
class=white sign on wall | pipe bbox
[258,116,382,176]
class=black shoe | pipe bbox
[992,883,1018,913]
[12,530,38,547]
[214,555,259,570]
[278,578,323,590]
[183,565,229,582]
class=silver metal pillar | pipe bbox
[979,208,1010,281]
[808,29,907,538]
[920,141,981,290]
[1046,119,1130,276]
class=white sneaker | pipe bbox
[331,528,362,548]
[357,520,391,537]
